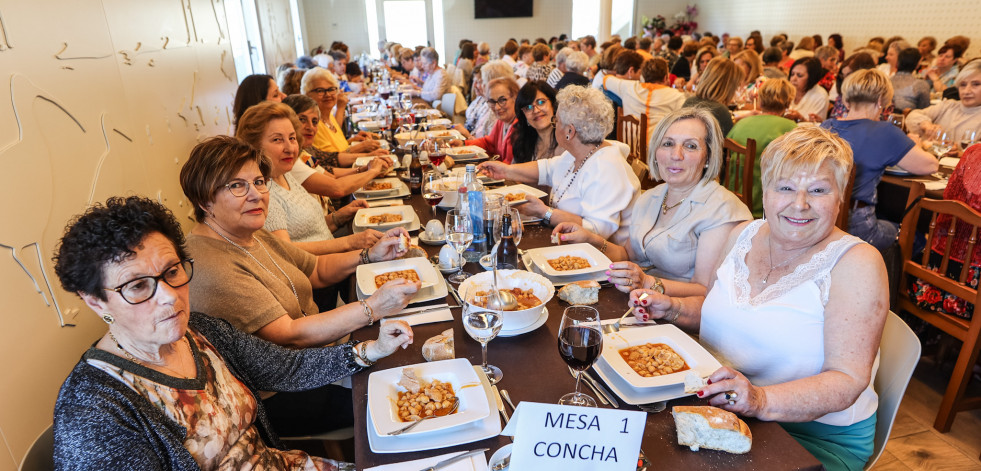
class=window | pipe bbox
[365,0,381,58]
[223,0,265,79]
[611,0,634,39]
[571,0,599,41]
[383,1,429,49]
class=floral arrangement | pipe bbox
[642,4,698,37]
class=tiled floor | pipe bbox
[872,360,981,470]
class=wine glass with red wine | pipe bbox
[422,171,443,219]
[557,306,603,407]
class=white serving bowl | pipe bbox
[458,270,554,331]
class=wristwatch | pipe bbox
[649,276,665,294]
[543,208,554,225]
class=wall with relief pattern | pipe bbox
[0,0,243,469]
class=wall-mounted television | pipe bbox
[474,0,533,18]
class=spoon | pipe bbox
[387,397,460,435]
[490,454,511,470]
[485,243,518,311]
[602,293,649,334]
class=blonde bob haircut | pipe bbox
[760,126,853,204]
[842,68,893,108]
[731,49,763,82]
[235,101,303,149]
[758,78,796,112]
[695,57,745,105]
[646,107,723,184]
[300,67,339,94]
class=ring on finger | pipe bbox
[724,391,738,405]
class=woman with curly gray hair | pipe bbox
[478,85,640,244]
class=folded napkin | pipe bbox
[363,451,487,471]
[923,180,948,191]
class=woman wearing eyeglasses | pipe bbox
[511,81,562,164]
[450,77,519,163]
[52,195,413,469]
[180,136,420,437]
[301,67,386,167]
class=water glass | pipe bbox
[445,210,473,283]
[557,306,602,407]
[463,295,504,384]
[931,129,954,158]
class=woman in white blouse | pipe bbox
[785,57,830,122]
[629,126,887,471]
[551,107,751,297]
[477,85,640,245]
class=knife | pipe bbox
[419,448,489,471]
[583,370,619,408]
[492,385,510,424]
[568,366,608,406]
[445,278,464,305]
[393,304,451,317]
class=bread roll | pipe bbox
[671,406,752,454]
[399,245,427,260]
[557,280,600,305]
[684,372,708,394]
[422,329,455,362]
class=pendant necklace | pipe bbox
[203,220,306,316]
[763,238,810,285]
[109,331,191,379]
[549,143,601,207]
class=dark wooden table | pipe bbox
[350,187,823,470]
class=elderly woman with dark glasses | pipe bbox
[51,195,412,469]
[449,77,519,163]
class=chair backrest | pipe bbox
[836,165,857,231]
[616,107,648,165]
[440,91,457,118]
[720,138,756,209]
[20,424,53,471]
[864,311,921,469]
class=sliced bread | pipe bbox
[557,280,600,305]
[672,405,752,454]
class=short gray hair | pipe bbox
[555,47,573,67]
[555,85,613,144]
[955,59,981,86]
[564,51,589,74]
[301,67,338,93]
[481,60,514,84]
[646,107,723,183]
[420,47,439,64]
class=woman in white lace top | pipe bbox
[627,126,888,471]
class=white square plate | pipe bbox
[366,365,501,453]
[356,257,440,296]
[357,178,402,196]
[353,205,416,231]
[367,358,490,436]
[355,181,410,201]
[443,145,486,159]
[486,184,547,206]
[355,155,401,169]
[526,243,612,277]
[599,323,722,390]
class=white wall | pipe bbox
[301,0,370,56]
[0,0,240,468]
[441,0,572,60]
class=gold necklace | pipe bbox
[661,198,686,214]
[108,331,191,379]
[762,238,810,285]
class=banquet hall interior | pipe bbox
[1,0,981,469]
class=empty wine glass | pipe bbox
[931,128,954,157]
[557,306,603,407]
[888,114,905,130]
[445,209,473,283]
[509,207,523,247]
[463,295,504,384]
[961,129,978,152]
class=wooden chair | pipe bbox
[616,108,648,165]
[897,182,981,432]
[836,166,856,231]
[720,138,756,209]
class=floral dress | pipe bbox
[87,331,344,470]
[907,145,981,320]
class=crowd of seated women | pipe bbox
[49,29,981,471]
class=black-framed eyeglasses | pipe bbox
[522,98,549,112]
[487,96,511,108]
[310,87,339,96]
[224,178,269,197]
[104,259,194,305]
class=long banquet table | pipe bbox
[349,182,824,470]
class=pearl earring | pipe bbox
[101,313,115,324]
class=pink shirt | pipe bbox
[465,118,516,164]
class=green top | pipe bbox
[726,114,798,218]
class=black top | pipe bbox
[671,56,692,81]
[555,72,590,90]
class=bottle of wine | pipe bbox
[408,145,423,194]
[496,211,518,269]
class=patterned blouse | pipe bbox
[87,330,343,470]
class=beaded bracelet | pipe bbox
[356,341,376,366]
[599,240,609,253]
[360,300,374,326]
[360,248,372,265]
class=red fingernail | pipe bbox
[642,314,649,321]
[642,299,649,305]
[697,391,704,397]
[707,379,712,385]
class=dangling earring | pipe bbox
[101,313,115,324]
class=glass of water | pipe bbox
[445,209,473,283]
[931,128,954,157]
[464,294,504,384]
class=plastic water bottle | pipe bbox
[463,165,485,262]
